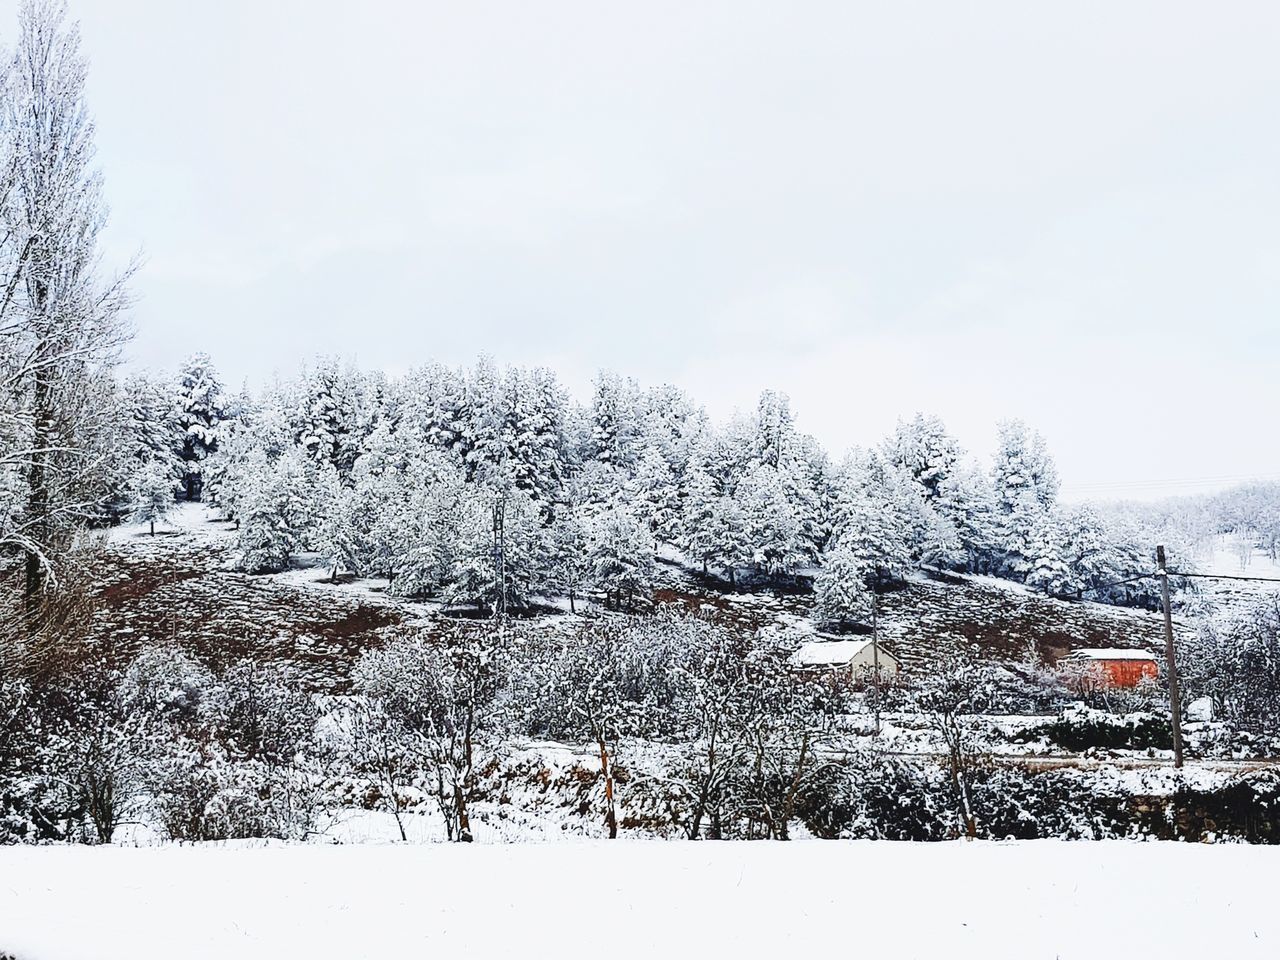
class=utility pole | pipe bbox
[871,590,882,737]
[491,498,507,619]
[1156,545,1184,768]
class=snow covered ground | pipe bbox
[1,840,1275,960]
[1195,534,1280,579]
[1181,535,1280,616]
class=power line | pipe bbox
[1063,472,1280,491]
[1060,472,1280,498]
[1051,571,1155,602]
[1171,570,1280,585]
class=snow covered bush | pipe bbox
[1036,705,1173,752]
[352,631,507,842]
[38,661,163,844]
[806,750,952,841]
[1182,598,1280,736]
[0,677,46,843]
[210,660,319,766]
[120,647,213,729]
[149,746,270,842]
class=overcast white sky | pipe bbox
[8,0,1279,499]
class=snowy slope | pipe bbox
[1,841,1275,960]
[1182,534,1280,614]
[1195,535,1280,579]
[89,504,1196,692]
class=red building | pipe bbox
[1061,648,1159,689]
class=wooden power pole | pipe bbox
[1156,545,1185,768]
[871,592,882,737]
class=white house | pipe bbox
[789,637,900,679]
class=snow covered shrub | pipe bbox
[166,660,331,840]
[120,647,212,730]
[1037,705,1173,752]
[969,766,1134,841]
[0,678,45,843]
[1147,769,1280,843]
[152,745,313,842]
[210,660,318,765]
[259,758,334,842]
[815,758,1155,842]
[804,752,952,841]
[150,749,221,842]
[353,631,507,842]
[112,648,327,843]
[202,779,272,840]
[37,661,162,844]
[149,748,267,842]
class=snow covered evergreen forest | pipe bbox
[4,0,1280,870]
[114,351,1183,612]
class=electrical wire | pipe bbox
[1051,571,1156,602]
[1170,571,1280,584]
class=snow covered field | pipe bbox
[1,841,1275,960]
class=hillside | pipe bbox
[87,504,1189,691]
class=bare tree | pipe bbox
[0,0,133,651]
[1231,529,1254,572]
[344,699,417,842]
[733,647,849,841]
[353,631,504,842]
[680,627,751,840]
[42,662,155,844]
[914,659,990,839]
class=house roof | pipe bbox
[1063,648,1158,662]
[791,638,892,667]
